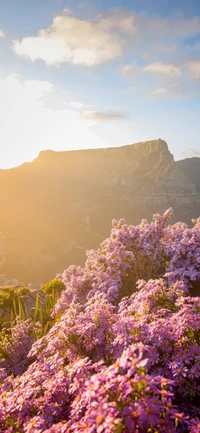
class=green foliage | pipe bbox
[0,283,61,337]
[41,279,65,296]
[0,286,31,310]
[34,291,60,337]
[0,290,10,308]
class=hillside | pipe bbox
[0,138,199,285]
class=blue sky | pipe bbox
[0,0,200,168]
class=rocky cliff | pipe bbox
[0,139,199,285]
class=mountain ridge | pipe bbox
[0,139,199,286]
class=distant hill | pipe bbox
[0,139,199,286]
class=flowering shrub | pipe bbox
[54,208,200,314]
[0,209,199,433]
[0,319,42,377]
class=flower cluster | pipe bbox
[55,208,200,314]
[0,209,199,433]
[0,319,41,377]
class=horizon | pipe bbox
[1,0,200,168]
[0,137,196,171]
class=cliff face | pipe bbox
[0,139,199,286]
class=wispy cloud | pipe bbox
[82,110,126,122]
[143,62,181,77]
[123,86,136,94]
[121,64,135,76]
[184,148,200,157]
[186,59,200,79]
[0,30,5,38]
[149,87,169,96]
[143,15,200,39]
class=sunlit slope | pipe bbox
[0,139,199,285]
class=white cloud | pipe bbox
[143,62,181,77]
[11,8,200,69]
[0,30,5,38]
[0,74,110,168]
[184,148,200,157]
[12,11,137,67]
[146,15,200,38]
[149,88,169,96]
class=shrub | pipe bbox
[0,286,31,310]
[0,209,199,433]
[41,279,65,296]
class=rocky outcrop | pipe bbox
[0,139,199,286]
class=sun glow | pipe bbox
[0,74,109,169]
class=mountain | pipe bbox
[0,139,199,286]
[176,157,200,194]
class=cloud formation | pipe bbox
[0,30,5,38]
[149,88,169,96]
[121,64,135,76]
[184,148,200,157]
[141,14,200,39]
[11,8,200,72]
[82,111,126,122]
[143,62,181,77]
[12,10,136,67]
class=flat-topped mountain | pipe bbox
[0,139,199,286]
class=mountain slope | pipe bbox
[0,139,199,285]
[176,157,200,194]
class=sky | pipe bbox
[0,0,200,168]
